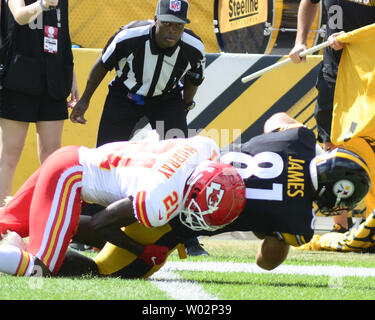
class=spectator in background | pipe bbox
[0,0,79,206]
[288,0,375,232]
[70,0,207,255]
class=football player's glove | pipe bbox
[139,244,169,266]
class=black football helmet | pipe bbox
[310,148,371,215]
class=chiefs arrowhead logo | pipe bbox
[206,182,224,207]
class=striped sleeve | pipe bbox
[134,191,153,228]
[182,29,205,86]
[101,24,150,71]
[101,31,121,71]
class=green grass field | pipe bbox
[1,238,375,302]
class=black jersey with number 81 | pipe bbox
[218,126,316,243]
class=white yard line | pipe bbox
[150,270,218,300]
[150,261,375,300]
[162,261,375,278]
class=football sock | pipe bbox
[0,244,34,276]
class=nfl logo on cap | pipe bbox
[156,0,190,24]
[169,0,181,12]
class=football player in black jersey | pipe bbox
[58,112,370,278]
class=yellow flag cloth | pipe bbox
[331,23,375,145]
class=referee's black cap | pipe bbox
[155,0,190,24]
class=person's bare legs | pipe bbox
[0,119,29,206]
[36,120,64,163]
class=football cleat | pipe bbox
[180,161,246,231]
[310,148,371,216]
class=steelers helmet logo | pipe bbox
[333,179,355,199]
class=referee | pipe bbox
[70,0,208,256]
[70,0,205,143]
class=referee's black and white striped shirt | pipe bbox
[101,20,205,98]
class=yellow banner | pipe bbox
[331,23,375,145]
[218,0,268,33]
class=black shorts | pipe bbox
[0,88,68,122]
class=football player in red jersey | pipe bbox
[0,135,245,277]
[56,112,371,278]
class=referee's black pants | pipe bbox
[96,89,188,146]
